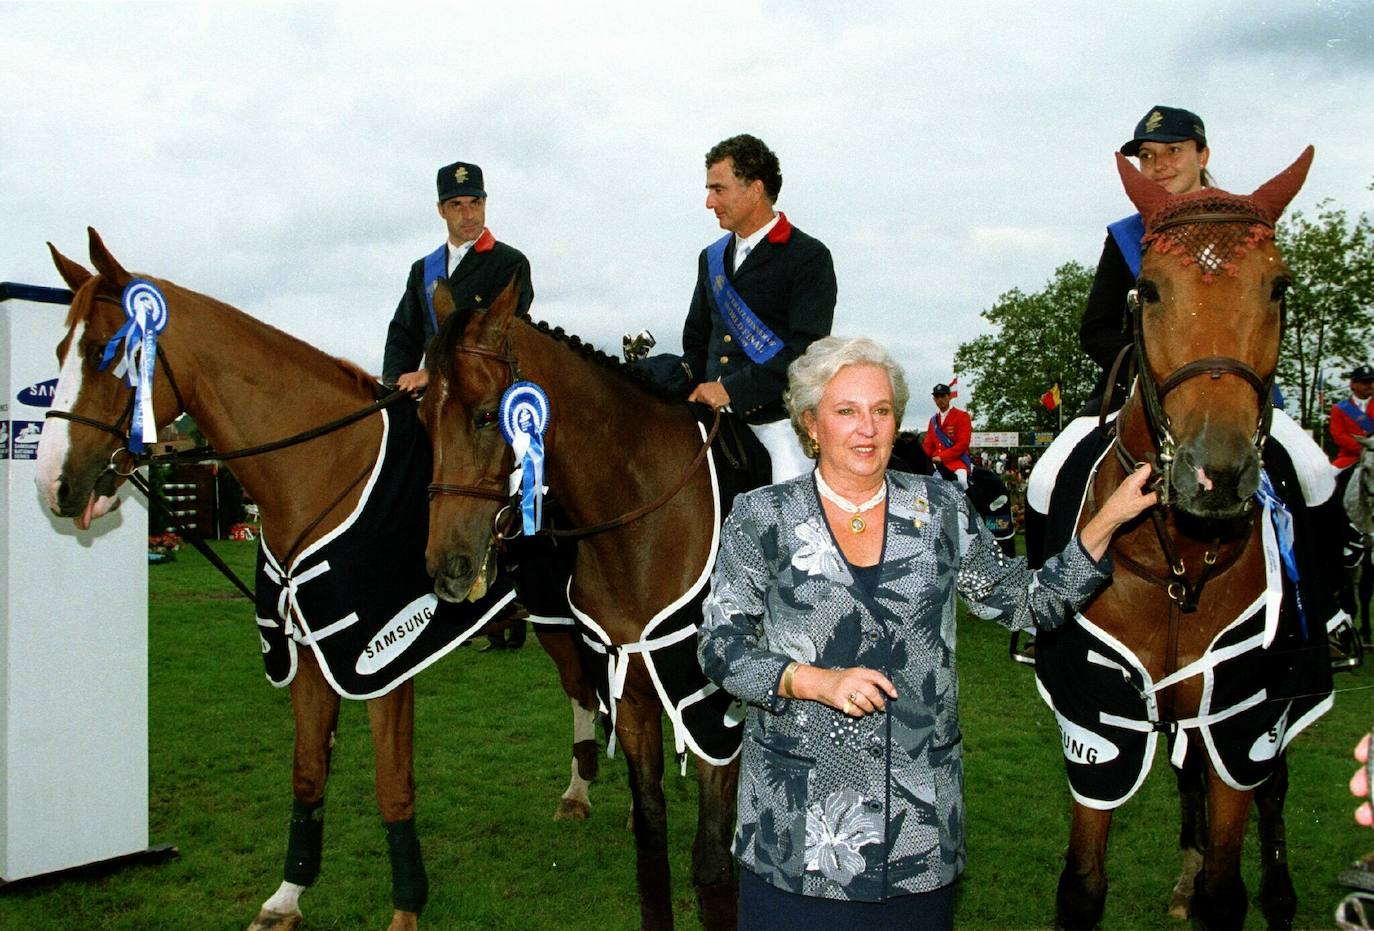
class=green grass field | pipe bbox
[2,540,1370,929]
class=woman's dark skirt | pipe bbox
[738,865,956,931]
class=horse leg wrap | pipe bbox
[385,818,429,914]
[284,798,325,886]
[573,738,600,782]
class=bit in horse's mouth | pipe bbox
[464,546,498,602]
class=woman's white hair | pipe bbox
[784,336,909,459]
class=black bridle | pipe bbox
[427,336,720,540]
[1107,211,1281,509]
[1096,211,1283,614]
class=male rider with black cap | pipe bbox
[383,160,533,397]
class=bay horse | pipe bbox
[417,282,741,929]
[1039,148,1333,930]
[33,229,600,930]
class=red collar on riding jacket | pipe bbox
[767,212,793,244]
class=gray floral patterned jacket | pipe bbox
[697,470,1111,901]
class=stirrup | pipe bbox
[1331,618,1366,672]
[1340,853,1374,894]
[1337,891,1374,931]
[1009,631,1036,666]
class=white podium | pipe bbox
[1,282,166,884]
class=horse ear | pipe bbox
[433,278,457,330]
[1250,145,1315,224]
[488,277,522,323]
[1115,153,1171,225]
[47,242,93,291]
[472,276,522,342]
[87,227,132,288]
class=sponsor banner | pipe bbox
[971,431,1020,448]
[10,420,43,459]
[1032,431,1056,447]
[0,420,8,459]
[17,377,58,408]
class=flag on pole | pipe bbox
[1041,383,1061,411]
[948,376,959,399]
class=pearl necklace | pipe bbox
[814,470,887,533]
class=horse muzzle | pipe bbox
[429,544,498,604]
[1168,437,1261,520]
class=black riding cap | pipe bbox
[1121,106,1207,157]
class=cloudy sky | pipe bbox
[4,1,1372,428]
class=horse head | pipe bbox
[418,277,525,602]
[1116,146,1313,519]
[35,229,182,528]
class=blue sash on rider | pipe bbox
[929,414,972,470]
[1108,213,1146,277]
[705,233,784,364]
[1339,398,1374,434]
[421,243,448,334]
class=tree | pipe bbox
[1275,201,1374,429]
[953,261,1098,432]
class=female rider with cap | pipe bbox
[697,336,1157,929]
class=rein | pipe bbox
[428,337,722,539]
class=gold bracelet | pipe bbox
[780,661,799,699]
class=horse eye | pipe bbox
[475,409,499,428]
[1135,280,1161,303]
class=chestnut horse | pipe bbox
[1042,149,1334,930]
[417,283,740,929]
[33,229,599,930]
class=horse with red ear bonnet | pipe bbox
[1036,147,1341,930]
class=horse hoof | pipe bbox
[554,798,591,821]
[386,910,419,931]
[247,908,302,931]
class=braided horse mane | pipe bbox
[428,304,684,404]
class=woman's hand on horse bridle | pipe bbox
[1079,463,1160,561]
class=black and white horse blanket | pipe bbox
[555,408,766,768]
[255,400,514,699]
[1027,416,1340,808]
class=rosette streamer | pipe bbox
[499,381,551,535]
[99,278,169,453]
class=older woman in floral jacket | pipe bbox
[698,336,1156,929]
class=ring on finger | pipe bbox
[849,691,862,704]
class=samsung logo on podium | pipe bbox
[18,378,59,408]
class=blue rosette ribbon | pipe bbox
[499,381,551,535]
[1255,470,1307,639]
[99,278,169,453]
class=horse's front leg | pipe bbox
[249,651,340,931]
[1191,767,1255,931]
[367,680,426,931]
[692,756,740,931]
[1253,755,1296,930]
[616,674,674,930]
[1169,749,1208,919]
[1057,802,1113,930]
